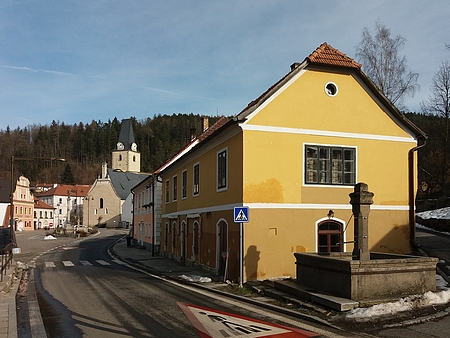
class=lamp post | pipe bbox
[10,156,65,241]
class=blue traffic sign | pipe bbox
[234,207,249,223]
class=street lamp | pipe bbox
[10,156,66,241]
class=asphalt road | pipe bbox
[21,230,351,338]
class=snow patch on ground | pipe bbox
[416,207,450,220]
[179,275,212,283]
[346,289,450,319]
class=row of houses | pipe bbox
[128,43,427,283]
[1,43,426,284]
[0,176,90,231]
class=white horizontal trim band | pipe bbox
[240,124,416,143]
[162,203,410,218]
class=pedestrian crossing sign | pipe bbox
[234,207,249,223]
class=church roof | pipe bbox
[118,119,136,150]
[107,169,149,200]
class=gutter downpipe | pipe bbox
[152,174,155,257]
[409,136,426,249]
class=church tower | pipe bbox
[111,119,141,172]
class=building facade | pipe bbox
[156,43,426,282]
[131,175,162,254]
[36,184,90,229]
[33,197,55,230]
[12,176,34,231]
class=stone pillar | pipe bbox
[350,182,374,261]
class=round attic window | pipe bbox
[325,82,338,97]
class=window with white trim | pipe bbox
[165,180,169,203]
[305,145,355,185]
[172,175,178,201]
[217,148,227,190]
[193,163,200,196]
[182,170,187,199]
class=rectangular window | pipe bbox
[165,180,169,203]
[172,175,178,201]
[182,170,187,199]
[193,163,200,196]
[305,145,355,185]
[217,148,227,190]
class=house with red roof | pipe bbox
[36,184,90,228]
[33,197,55,230]
[155,43,426,282]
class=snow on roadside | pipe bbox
[416,207,450,220]
[346,289,450,319]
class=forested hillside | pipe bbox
[0,114,221,185]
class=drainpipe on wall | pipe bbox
[409,136,427,249]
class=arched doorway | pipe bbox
[217,220,228,279]
[317,219,343,253]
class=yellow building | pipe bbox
[156,43,426,283]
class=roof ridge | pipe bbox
[306,42,361,69]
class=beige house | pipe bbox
[12,176,34,231]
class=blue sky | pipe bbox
[0,1,448,130]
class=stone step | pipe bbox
[274,279,359,312]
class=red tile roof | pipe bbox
[306,42,361,69]
[34,196,54,209]
[36,184,91,198]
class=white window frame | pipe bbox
[182,169,187,199]
[193,162,200,196]
[165,180,170,203]
[216,147,228,192]
[172,175,178,202]
[304,144,357,186]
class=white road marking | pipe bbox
[45,262,55,268]
[62,261,75,267]
[80,260,93,266]
[95,260,111,266]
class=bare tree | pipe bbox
[421,61,450,194]
[355,22,419,108]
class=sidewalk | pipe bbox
[0,264,19,338]
[110,237,222,283]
